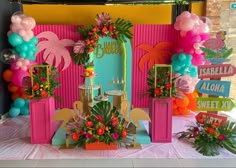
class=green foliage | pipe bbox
[66,101,129,147]
[114,18,133,42]
[200,47,233,59]
[177,120,236,156]
[24,62,60,99]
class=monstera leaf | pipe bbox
[114,18,133,42]
[91,101,120,125]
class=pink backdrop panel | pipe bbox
[132,24,178,108]
[34,25,83,108]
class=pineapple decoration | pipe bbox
[83,61,96,77]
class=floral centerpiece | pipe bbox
[177,114,236,156]
[71,12,133,66]
[66,101,130,148]
[147,65,177,98]
[24,62,60,99]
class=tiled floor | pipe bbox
[1,159,236,167]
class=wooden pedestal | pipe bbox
[30,97,56,144]
[149,98,173,143]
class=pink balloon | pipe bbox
[11,70,29,87]
[180,11,191,18]
[21,17,36,30]
[179,18,194,31]
[10,23,22,33]
[18,29,26,37]
[11,15,22,24]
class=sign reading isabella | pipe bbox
[198,64,236,79]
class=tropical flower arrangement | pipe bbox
[24,62,60,99]
[177,114,236,156]
[71,12,133,66]
[66,101,130,147]
[147,66,177,98]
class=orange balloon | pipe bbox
[11,92,21,100]
[8,83,19,92]
[173,108,180,115]
[178,107,190,115]
[2,69,13,82]
[175,96,189,108]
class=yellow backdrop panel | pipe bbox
[23,3,204,25]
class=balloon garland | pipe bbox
[172,11,211,115]
[0,12,38,117]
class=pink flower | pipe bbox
[112,132,119,140]
[73,40,86,54]
[40,77,47,82]
[110,34,115,39]
[95,12,112,26]
[95,115,103,122]
[85,133,92,139]
[218,135,225,141]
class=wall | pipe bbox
[23,3,205,24]
[23,3,205,108]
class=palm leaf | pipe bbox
[222,48,233,58]
[200,47,217,58]
[114,18,133,42]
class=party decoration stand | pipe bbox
[149,98,173,142]
[30,97,56,144]
[148,64,173,142]
[27,64,60,144]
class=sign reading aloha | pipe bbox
[197,97,235,111]
[196,80,231,97]
[198,64,236,79]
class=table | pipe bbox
[105,90,125,109]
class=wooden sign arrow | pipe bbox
[196,80,231,97]
[195,112,227,125]
[198,64,236,79]
[197,97,235,111]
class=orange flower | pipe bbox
[32,83,39,91]
[102,27,108,33]
[86,40,91,45]
[71,132,79,141]
[154,88,162,96]
[115,30,119,34]
[97,127,105,135]
[165,84,172,89]
[88,48,94,52]
[92,27,98,32]
[40,90,48,97]
[122,129,127,138]
[86,121,94,127]
[207,127,215,135]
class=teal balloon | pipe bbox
[24,99,29,106]
[30,36,38,45]
[31,46,38,53]
[19,43,29,52]
[9,107,20,117]
[26,54,36,61]
[19,52,26,58]
[20,106,29,115]
[172,63,181,72]
[178,53,186,61]
[13,98,25,108]
[8,33,23,47]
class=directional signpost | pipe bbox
[198,64,236,79]
[198,34,236,113]
[196,80,231,97]
[197,97,235,111]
